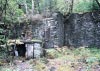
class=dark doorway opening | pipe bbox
[16,44,26,57]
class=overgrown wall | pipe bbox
[11,12,64,48]
[35,13,64,48]
[11,11,100,48]
[64,11,100,47]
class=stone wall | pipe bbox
[12,11,100,48]
[12,12,64,48]
[34,13,64,48]
[64,11,100,47]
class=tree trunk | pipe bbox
[32,0,34,15]
[69,0,74,13]
[24,0,28,14]
[34,0,40,14]
[95,0,100,8]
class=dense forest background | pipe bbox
[0,0,100,24]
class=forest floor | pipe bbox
[0,46,100,71]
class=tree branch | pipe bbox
[95,0,100,8]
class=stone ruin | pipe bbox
[12,11,100,48]
[10,12,64,58]
[9,11,100,59]
[64,11,100,47]
[19,12,64,48]
[39,11,100,48]
[33,13,64,48]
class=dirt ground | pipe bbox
[0,47,100,71]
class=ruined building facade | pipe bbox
[14,11,100,48]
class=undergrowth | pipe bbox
[0,46,100,71]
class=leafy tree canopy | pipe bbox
[0,0,100,24]
[0,0,24,24]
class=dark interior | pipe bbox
[16,44,26,57]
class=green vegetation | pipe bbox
[1,0,100,21]
[73,0,100,13]
[1,0,100,71]
[1,47,100,71]
[0,0,24,23]
[1,0,100,24]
